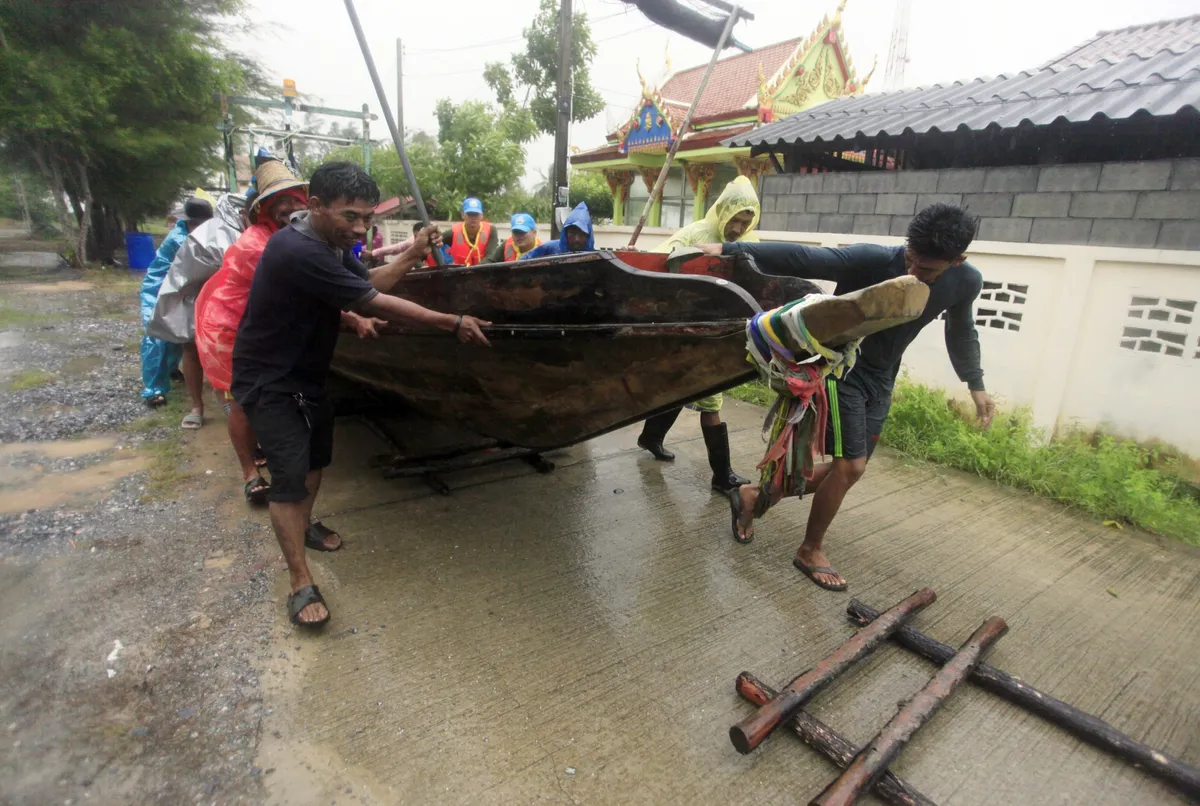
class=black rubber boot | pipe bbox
[703,421,750,493]
[637,408,682,461]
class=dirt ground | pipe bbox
[1,247,1198,806]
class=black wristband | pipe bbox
[454,314,463,334]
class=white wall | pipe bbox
[381,219,1200,455]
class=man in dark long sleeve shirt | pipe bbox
[704,203,995,591]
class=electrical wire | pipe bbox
[406,10,630,54]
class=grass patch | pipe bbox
[5,368,56,390]
[0,306,53,329]
[122,393,189,434]
[727,379,776,407]
[141,434,190,500]
[882,379,1200,546]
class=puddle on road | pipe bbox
[62,354,105,374]
[10,281,97,293]
[0,436,147,515]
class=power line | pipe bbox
[406,10,629,54]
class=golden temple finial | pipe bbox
[664,42,672,76]
[857,55,878,93]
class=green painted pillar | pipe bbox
[692,177,709,223]
[612,188,624,227]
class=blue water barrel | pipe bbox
[125,232,156,270]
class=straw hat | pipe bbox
[250,159,307,211]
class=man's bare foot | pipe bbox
[305,522,342,552]
[287,583,330,627]
[295,599,329,624]
[735,484,759,543]
[793,545,847,590]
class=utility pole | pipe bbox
[396,38,405,142]
[551,0,573,239]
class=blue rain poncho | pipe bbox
[138,221,189,399]
[520,203,594,259]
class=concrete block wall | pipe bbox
[758,159,1200,251]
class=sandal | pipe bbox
[287,584,330,628]
[180,412,203,430]
[243,476,269,504]
[727,488,753,544]
[793,557,849,592]
[254,445,267,468]
[305,521,343,552]
[145,394,167,408]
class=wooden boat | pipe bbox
[331,249,821,451]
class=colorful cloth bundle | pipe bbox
[745,295,863,502]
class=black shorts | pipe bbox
[825,369,893,461]
[242,389,335,502]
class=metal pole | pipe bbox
[343,0,443,264]
[362,103,372,173]
[847,600,1200,799]
[729,588,937,755]
[811,617,1009,806]
[551,0,573,240]
[396,38,405,143]
[627,5,740,248]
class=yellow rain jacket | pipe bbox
[652,175,761,253]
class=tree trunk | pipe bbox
[29,143,81,265]
[74,161,92,268]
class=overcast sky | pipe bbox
[232,0,1196,188]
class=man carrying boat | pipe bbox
[520,202,594,259]
[232,161,490,629]
[636,176,761,493]
[441,197,500,265]
[488,213,541,262]
[699,203,995,592]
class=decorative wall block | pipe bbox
[974,280,1030,331]
[1120,296,1196,357]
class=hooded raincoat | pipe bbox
[139,220,190,399]
[520,203,594,260]
[193,222,276,392]
[651,175,761,253]
[147,194,245,344]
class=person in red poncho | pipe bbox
[195,161,383,519]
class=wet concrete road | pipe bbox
[256,401,1200,806]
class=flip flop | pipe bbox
[243,476,269,504]
[287,584,330,629]
[792,558,849,591]
[145,394,166,408]
[254,445,267,468]
[180,412,203,430]
[305,521,343,552]
[726,489,753,544]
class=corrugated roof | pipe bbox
[726,14,1200,150]
[1041,14,1200,70]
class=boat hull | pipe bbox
[332,251,820,451]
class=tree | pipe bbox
[484,0,605,140]
[0,0,257,264]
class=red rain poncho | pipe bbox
[194,222,274,392]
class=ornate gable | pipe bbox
[615,63,684,155]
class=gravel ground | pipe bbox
[0,257,273,804]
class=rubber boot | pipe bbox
[637,408,682,461]
[703,421,750,493]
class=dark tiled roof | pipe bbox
[725,15,1200,150]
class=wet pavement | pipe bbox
[1,245,1198,805]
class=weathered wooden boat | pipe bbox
[331,250,928,453]
[332,250,818,451]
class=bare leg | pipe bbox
[804,461,834,494]
[300,471,340,550]
[795,457,866,588]
[269,469,328,624]
[181,343,205,419]
[226,399,261,483]
[699,410,721,427]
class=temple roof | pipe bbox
[657,38,804,123]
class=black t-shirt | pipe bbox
[726,242,985,390]
[231,213,378,404]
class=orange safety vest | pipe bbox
[449,221,492,266]
[502,235,541,262]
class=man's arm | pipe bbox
[365,226,440,293]
[358,293,491,345]
[944,273,994,427]
[703,242,895,282]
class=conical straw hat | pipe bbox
[251,160,307,211]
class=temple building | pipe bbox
[570,0,874,227]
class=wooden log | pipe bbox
[847,600,1200,800]
[812,617,1009,806]
[737,672,938,806]
[729,588,937,755]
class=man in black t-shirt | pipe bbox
[700,204,995,591]
[232,162,490,628]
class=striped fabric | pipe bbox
[744,295,862,503]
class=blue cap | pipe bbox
[510,213,536,233]
[462,197,484,215]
